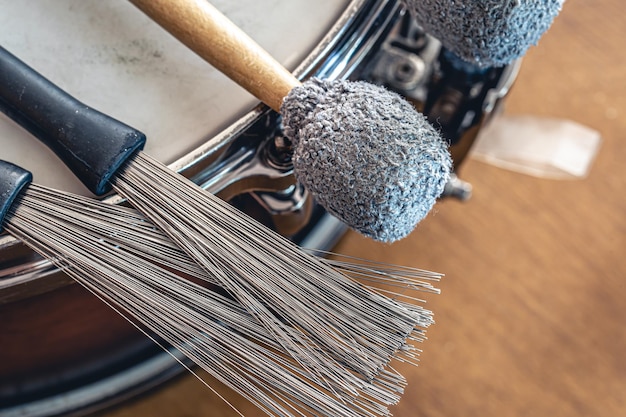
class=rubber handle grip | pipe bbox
[0,160,32,232]
[0,46,146,196]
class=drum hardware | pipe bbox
[187,111,312,236]
[358,14,439,105]
[188,114,299,201]
[265,126,293,169]
[248,185,313,237]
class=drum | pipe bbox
[0,0,519,415]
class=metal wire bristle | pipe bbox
[4,183,437,417]
[23,185,443,300]
[110,151,433,385]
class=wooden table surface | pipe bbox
[102,0,626,416]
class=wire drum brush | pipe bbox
[0,159,443,417]
[126,0,453,243]
[0,44,441,402]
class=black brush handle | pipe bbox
[0,46,146,195]
[0,160,32,232]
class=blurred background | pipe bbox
[99,0,626,416]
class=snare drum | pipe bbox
[0,0,518,415]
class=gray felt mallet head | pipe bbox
[402,0,565,68]
[282,78,451,242]
[130,0,452,242]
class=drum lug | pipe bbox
[250,185,313,237]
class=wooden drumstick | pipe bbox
[129,0,452,243]
[129,0,298,112]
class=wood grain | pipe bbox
[101,0,626,416]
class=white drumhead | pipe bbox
[0,0,349,195]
